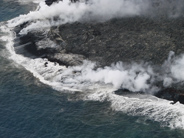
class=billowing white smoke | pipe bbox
[4,0,184,92]
[171,55,184,82]
[8,0,184,34]
[8,0,88,34]
[84,0,147,20]
[5,0,184,93]
[72,61,158,93]
[43,51,183,94]
[3,0,184,129]
[2,23,184,129]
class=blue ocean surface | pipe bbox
[0,1,184,138]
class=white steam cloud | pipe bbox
[8,0,184,34]
[72,61,157,93]
[171,55,184,81]
[5,0,184,93]
[3,0,184,129]
[53,52,184,94]
[2,24,184,129]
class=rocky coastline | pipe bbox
[13,15,184,104]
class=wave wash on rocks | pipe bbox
[3,0,184,104]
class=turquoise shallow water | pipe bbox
[1,1,184,138]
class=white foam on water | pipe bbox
[2,24,184,129]
[2,0,184,129]
[0,25,67,91]
[82,87,184,129]
[108,93,184,129]
[0,25,114,92]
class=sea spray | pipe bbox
[2,0,184,129]
[1,25,184,95]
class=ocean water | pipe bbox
[1,0,184,138]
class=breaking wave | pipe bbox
[1,0,184,129]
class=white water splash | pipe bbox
[109,93,184,129]
[2,24,184,129]
[2,0,184,129]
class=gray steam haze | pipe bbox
[4,0,184,94]
[2,0,184,130]
[8,0,184,34]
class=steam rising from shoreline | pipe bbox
[8,0,184,34]
[2,0,184,129]
[4,0,184,93]
[2,22,184,94]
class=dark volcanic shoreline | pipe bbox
[14,17,184,66]
[13,16,184,104]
